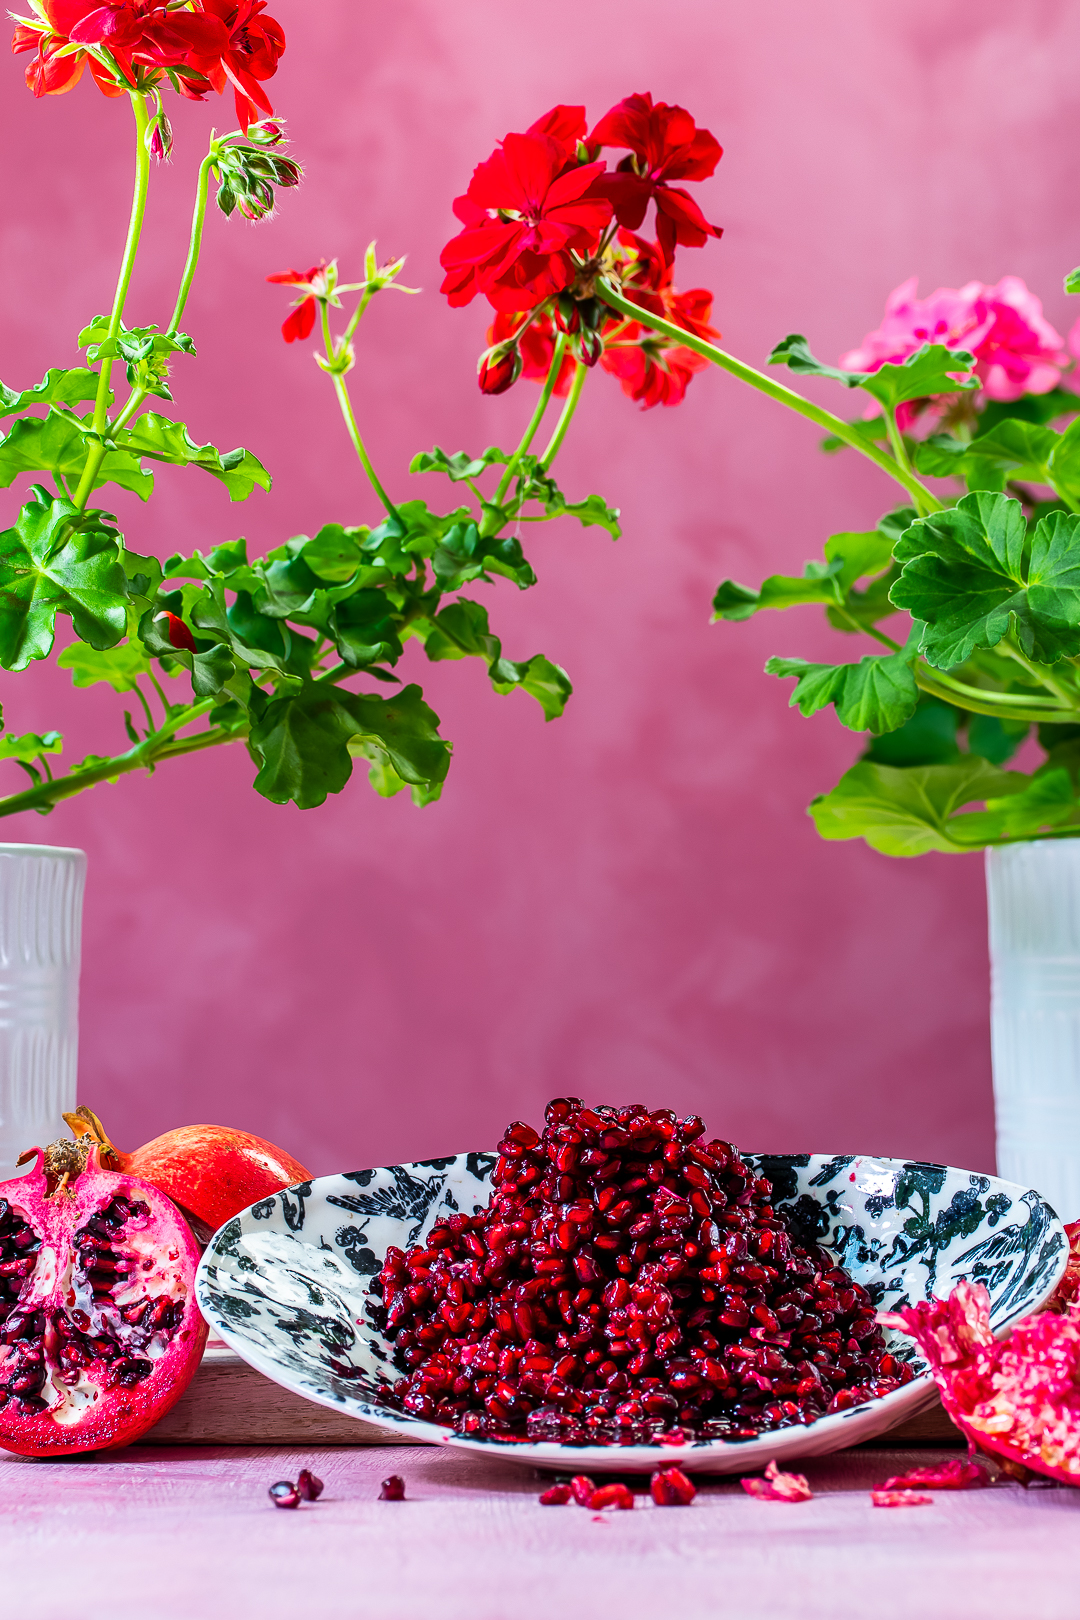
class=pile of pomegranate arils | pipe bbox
[370,1099,915,1444]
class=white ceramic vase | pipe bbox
[986,838,1080,1221]
[0,843,86,1179]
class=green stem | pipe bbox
[343,285,376,345]
[112,144,217,435]
[0,697,218,820]
[493,334,567,511]
[594,278,943,513]
[72,94,152,512]
[829,605,903,652]
[321,303,398,520]
[914,669,1075,724]
[883,408,927,517]
[999,636,1080,708]
[539,360,587,471]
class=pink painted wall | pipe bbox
[2,0,1079,1176]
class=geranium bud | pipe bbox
[166,613,196,653]
[478,342,522,395]
[250,120,287,146]
[577,329,604,368]
[554,295,581,335]
[148,113,173,164]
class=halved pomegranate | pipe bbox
[65,1107,312,1235]
[0,1138,207,1456]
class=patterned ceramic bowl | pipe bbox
[195,1151,1066,1476]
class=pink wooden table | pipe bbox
[3,1443,1077,1620]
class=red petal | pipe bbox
[281,297,316,343]
[526,104,586,147]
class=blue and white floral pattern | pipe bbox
[196,1151,1067,1476]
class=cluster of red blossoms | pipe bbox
[11,0,285,129]
[441,95,722,409]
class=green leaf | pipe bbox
[57,639,150,692]
[863,698,961,767]
[768,335,864,386]
[1066,268,1080,295]
[769,336,976,408]
[541,489,621,539]
[0,488,127,669]
[712,570,840,621]
[249,682,450,809]
[490,653,572,720]
[892,492,1080,666]
[823,528,896,591]
[966,712,1029,765]
[766,649,918,733]
[1046,417,1080,506]
[0,369,102,420]
[295,524,367,583]
[975,389,1080,434]
[114,414,270,502]
[0,730,62,764]
[409,446,509,482]
[916,421,1058,488]
[808,755,1031,855]
[0,414,152,499]
[857,345,977,410]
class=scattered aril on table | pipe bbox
[570,1475,597,1505]
[296,1468,324,1501]
[0,1138,207,1456]
[651,1465,697,1505]
[877,1459,988,1492]
[379,1475,406,1500]
[539,1482,573,1504]
[268,1481,301,1509]
[871,1489,932,1508]
[589,1482,634,1511]
[741,1460,812,1502]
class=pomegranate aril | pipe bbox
[589,1482,634,1510]
[379,1474,406,1500]
[570,1474,596,1506]
[538,1482,572,1504]
[296,1468,324,1501]
[269,1480,301,1509]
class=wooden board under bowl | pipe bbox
[137,1345,963,1448]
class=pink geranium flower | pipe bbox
[842,275,1070,427]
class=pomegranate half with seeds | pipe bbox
[0,1139,207,1456]
[65,1106,312,1236]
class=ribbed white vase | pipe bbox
[987,839,1080,1221]
[0,844,86,1179]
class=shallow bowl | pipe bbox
[195,1151,1066,1475]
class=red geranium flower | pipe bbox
[13,1,216,97]
[600,230,717,407]
[440,107,612,314]
[266,262,334,342]
[590,92,722,265]
[487,310,578,396]
[184,0,285,131]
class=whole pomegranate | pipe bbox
[65,1107,311,1235]
[0,1138,207,1456]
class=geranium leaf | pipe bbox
[712,570,840,621]
[808,755,1032,855]
[1066,268,1080,295]
[114,413,271,502]
[0,369,102,420]
[489,653,572,720]
[857,344,977,409]
[0,730,63,764]
[766,648,918,733]
[248,682,450,808]
[409,446,509,481]
[0,488,127,669]
[891,492,1080,666]
[768,335,865,386]
[57,639,151,692]
[0,414,152,499]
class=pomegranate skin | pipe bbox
[0,1146,208,1456]
[67,1110,312,1234]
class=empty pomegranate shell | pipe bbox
[371,1099,912,1448]
[881,1280,1080,1488]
